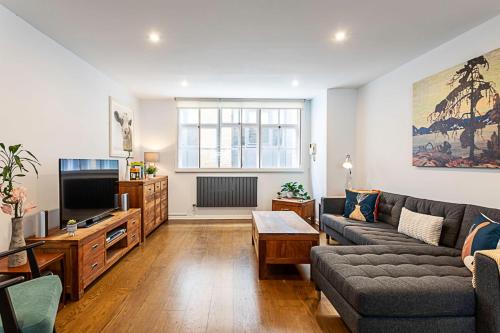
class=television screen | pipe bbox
[59,159,119,228]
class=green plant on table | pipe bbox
[145,165,157,175]
[280,182,311,200]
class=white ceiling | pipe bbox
[3,0,500,99]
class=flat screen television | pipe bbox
[59,159,119,229]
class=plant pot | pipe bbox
[286,192,294,198]
[67,223,77,236]
[146,174,154,179]
[8,217,27,267]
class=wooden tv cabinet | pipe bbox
[118,176,168,242]
[28,209,141,300]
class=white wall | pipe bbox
[326,89,358,196]
[0,5,138,249]
[138,98,312,219]
[356,14,500,208]
[310,92,327,218]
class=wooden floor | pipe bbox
[56,221,349,333]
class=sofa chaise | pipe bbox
[312,192,500,333]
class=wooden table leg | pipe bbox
[258,240,267,280]
[60,256,66,305]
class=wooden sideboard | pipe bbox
[272,198,316,224]
[118,176,168,242]
[28,209,141,300]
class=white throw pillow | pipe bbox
[398,208,444,246]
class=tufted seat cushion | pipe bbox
[311,245,473,317]
[343,225,428,246]
[322,214,394,234]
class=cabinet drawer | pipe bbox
[160,180,167,190]
[83,252,105,286]
[127,217,139,230]
[128,227,140,245]
[155,182,161,191]
[272,203,302,215]
[145,184,155,196]
[83,235,105,259]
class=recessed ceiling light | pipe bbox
[333,30,347,42]
[291,79,299,87]
[181,80,189,87]
[148,31,161,44]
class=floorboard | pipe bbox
[56,221,349,333]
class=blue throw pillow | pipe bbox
[462,213,500,260]
[343,189,379,222]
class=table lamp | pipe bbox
[144,152,160,167]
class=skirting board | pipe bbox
[168,214,252,220]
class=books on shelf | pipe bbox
[129,161,145,180]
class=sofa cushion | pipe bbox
[376,192,407,227]
[322,214,394,235]
[343,189,380,222]
[344,225,428,246]
[311,245,473,317]
[398,207,444,246]
[456,204,500,250]
[405,197,465,248]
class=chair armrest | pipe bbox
[475,253,500,333]
[320,197,346,216]
[0,276,24,290]
[0,241,45,259]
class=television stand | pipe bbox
[27,209,141,300]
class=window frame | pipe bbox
[177,107,302,171]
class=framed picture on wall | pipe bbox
[109,97,134,157]
[412,47,500,168]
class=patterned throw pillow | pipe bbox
[343,189,379,222]
[398,208,444,246]
[462,214,500,261]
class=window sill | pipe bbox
[174,168,304,173]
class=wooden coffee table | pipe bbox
[252,211,320,279]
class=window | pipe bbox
[178,106,301,169]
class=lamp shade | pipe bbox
[144,152,160,163]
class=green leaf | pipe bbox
[0,143,4,150]
[24,150,39,162]
[8,144,21,154]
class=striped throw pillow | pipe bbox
[398,208,444,246]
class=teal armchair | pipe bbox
[0,241,62,333]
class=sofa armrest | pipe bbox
[475,253,500,333]
[320,197,346,216]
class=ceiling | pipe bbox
[3,0,500,99]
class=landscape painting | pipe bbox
[413,48,500,168]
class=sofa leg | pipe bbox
[325,234,330,245]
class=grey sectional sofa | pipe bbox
[312,192,500,333]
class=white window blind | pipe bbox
[177,99,303,169]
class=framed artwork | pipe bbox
[413,48,500,168]
[109,97,134,157]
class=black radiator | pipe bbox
[196,177,257,207]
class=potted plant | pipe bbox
[0,143,40,267]
[280,182,311,200]
[66,219,77,236]
[145,165,157,179]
